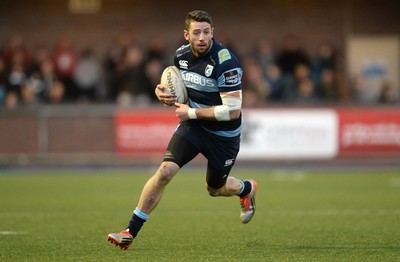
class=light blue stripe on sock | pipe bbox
[237,180,245,195]
[134,208,149,220]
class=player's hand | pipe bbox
[155,84,175,107]
[174,102,190,121]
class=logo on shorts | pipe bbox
[224,159,234,167]
[165,150,173,158]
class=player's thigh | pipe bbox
[163,134,199,168]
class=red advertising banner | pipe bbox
[115,109,179,154]
[115,107,400,157]
[337,108,400,154]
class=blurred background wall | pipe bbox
[1,0,399,55]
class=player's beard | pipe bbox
[190,39,212,57]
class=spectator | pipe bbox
[4,90,18,109]
[312,42,336,85]
[31,44,50,74]
[296,78,316,105]
[252,37,276,73]
[143,57,164,103]
[52,36,78,101]
[315,68,339,103]
[241,56,269,107]
[350,75,370,104]
[73,47,104,102]
[115,46,148,106]
[2,34,32,68]
[7,60,27,95]
[104,30,135,100]
[141,37,168,103]
[39,58,59,102]
[265,63,285,101]
[20,80,40,107]
[378,82,398,104]
[275,34,311,76]
[0,57,6,104]
[48,80,65,104]
[292,63,316,103]
[146,36,167,62]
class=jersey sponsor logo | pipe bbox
[179,60,189,69]
[182,72,215,87]
[224,70,239,85]
[205,64,214,77]
[218,49,231,64]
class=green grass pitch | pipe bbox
[0,168,399,261]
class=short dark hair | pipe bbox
[185,10,213,30]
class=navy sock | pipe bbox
[127,215,146,238]
[237,180,252,198]
[127,208,148,238]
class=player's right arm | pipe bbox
[175,90,242,122]
[155,84,176,107]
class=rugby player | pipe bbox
[108,10,257,250]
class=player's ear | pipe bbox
[184,30,189,41]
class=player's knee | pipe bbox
[207,185,222,197]
[158,162,179,184]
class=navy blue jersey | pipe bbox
[174,38,243,138]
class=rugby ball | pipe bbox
[160,66,188,103]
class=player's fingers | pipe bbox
[160,93,175,98]
[163,99,176,107]
[155,85,172,97]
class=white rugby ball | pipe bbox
[160,66,188,103]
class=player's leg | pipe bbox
[206,175,252,197]
[108,133,200,249]
[202,134,258,224]
[129,134,199,235]
[136,161,180,214]
[107,162,180,250]
[205,164,241,196]
[205,165,257,224]
[205,164,246,197]
[202,133,243,196]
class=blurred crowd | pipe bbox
[0,32,166,109]
[0,32,398,110]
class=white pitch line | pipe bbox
[0,231,28,235]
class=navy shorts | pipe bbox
[163,121,240,189]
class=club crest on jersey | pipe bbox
[205,64,214,77]
[218,49,231,64]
